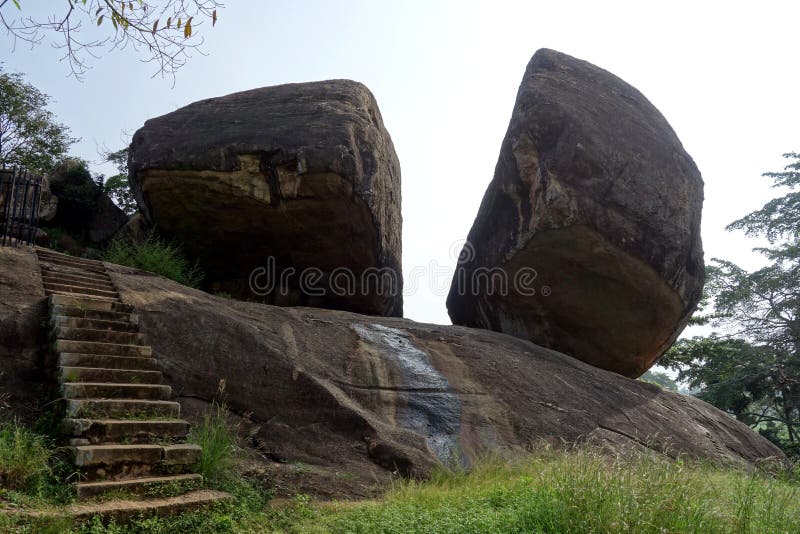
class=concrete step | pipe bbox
[62,382,171,400]
[53,326,145,345]
[68,490,233,522]
[75,473,202,499]
[44,282,119,299]
[52,316,139,333]
[47,290,119,303]
[66,399,180,419]
[59,353,158,371]
[163,444,202,466]
[63,418,190,444]
[42,273,115,292]
[60,367,163,385]
[36,251,107,271]
[52,305,137,324]
[50,295,132,313]
[73,443,163,468]
[73,444,201,481]
[40,267,113,286]
[54,339,152,357]
[36,249,104,266]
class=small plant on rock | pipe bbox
[103,230,203,288]
[188,380,237,484]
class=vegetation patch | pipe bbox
[103,231,203,288]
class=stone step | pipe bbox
[74,473,202,499]
[66,399,180,419]
[54,339,152,357]
[36,251,107,270]
[63,418,190,444]
[40,267,114,286]
[47,290,120,303]
[68,490,232,522]
[60,367,162,385]
[36,249,104,266]
[52,316,140,333]
[38,257,109,275]
[73,444,201,481]
[41,273,115,291]
[50,295,132,312]
[62,382,171,400]
[53,326,145,345]
[44,282,119,299]
[59,353,158,371]
[52,305,137,324]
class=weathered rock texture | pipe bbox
[0,247,48,422]
[447,49,705,378]
[0,248,786,498]
[128,80,402,317]
[108,261,781,490]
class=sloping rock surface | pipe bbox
[128,80,402,317]
[98,261,780,490]
[447,49,705,377]
[0,247,47,421]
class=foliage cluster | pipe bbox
[663,153,800,459]
[103,230,203,288]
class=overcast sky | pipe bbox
[3,1,799,325]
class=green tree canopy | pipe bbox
[662,153,800,458]
[0,67,76,173]
[102,146,137,215]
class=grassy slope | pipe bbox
[1,448,798,533]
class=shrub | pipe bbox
[103,231,203,288]
[0,420,53,491]
[187,398,236,484]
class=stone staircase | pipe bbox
[35,248,227,511]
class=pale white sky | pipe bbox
[3,1,799,325]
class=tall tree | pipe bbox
[0,1,222,80]
[662,153,800,458]
[102,146,136,215]
[0,67,76,173]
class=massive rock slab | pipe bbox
[0,247,48,423]
[0,247,786,498]
[447,49,705,377]
[104,259,781,493]
[129,80,402,317]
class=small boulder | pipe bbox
[129,80,402,317]
[447,49,704,377]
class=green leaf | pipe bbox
[97,15,104,26]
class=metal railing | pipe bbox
[0,166,43,247]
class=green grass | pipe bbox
[187,399,236,484]
[103,231,203,288]
[2,438,798,533]
[0,420,53,492]
[264,450,800,534]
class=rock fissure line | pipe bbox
[35,247,230,513]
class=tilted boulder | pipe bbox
[129,80,402,317]
[447,49,704,377]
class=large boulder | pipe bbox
[447,49,705,378]
[45,160,129,245]
[128,80,402,317]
